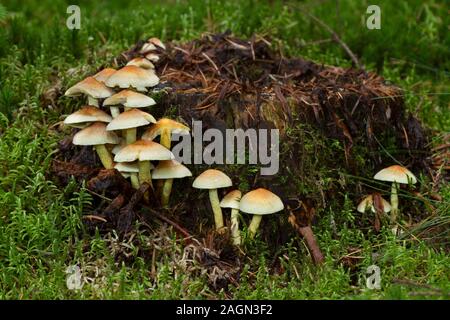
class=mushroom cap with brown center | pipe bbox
[220,190,242,210]
[114,140,174,162]
[104,90,156,108]
[64,106,112,126]
[239,188,284,215]
[105,66,159,91]
[374,165,417,184]
[65,76,114,99]
[93,68,116,83]
[106,109,156,131]
[126,57,155,70]
[73,122,119,146]
[357,195,391,213]
[192,169,232,190]
[152,160,192,179]
[142,118,190,140]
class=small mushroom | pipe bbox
[142,118,190,149]
[152,160,192,206]
[126,57,155,70]
[104,89,156,118]
[105,66,159,92]
[114,161,153,190]
[145,53,160,63]
[93,68,116,83]
[65,76,113,107]
[357,194,391,214]
[148,37,166,50]
[374,165,417,223]
[114,140,174,199]
[192,169,232,231]
[140,42,157,54]
[64,106,112,128]
[220,190,242,246]
[106,109,156,144]
[240,188,284,239]
[73,122,119,169]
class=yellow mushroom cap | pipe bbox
[106,109,156,131]
[105,66,159,91]
[357,195,391,213]
[73,122,119,146]
[220,190,242,210]
[104,89,156,108]
[239,188,284,215]
[374,165,417,184]
[65,76,114,99]
[64,106,112,126]
[114,140,174,162]
[93,68,116,83]
[142,118,190,140]
[192,169,232,189]
[152,160,192,179]
[126,57,155,70]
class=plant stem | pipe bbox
[209,189,224,231]
[94,144,114,169]
[230,208,241,246]
[161,178,173,207]
[125,128,137,144]
[130,172,140,189]
[248,215,262,239]
[390,182,399,223]
[88,96,98,107]
[110,106,120,118]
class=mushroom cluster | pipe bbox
[64,38,191,204]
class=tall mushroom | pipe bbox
[65,76,113,107]
[220,190,242,246]
[152,160,192,206]
[105,65,159,92]
[64,105,112,128]
[192,169,232,232]
[240,188,284,239]
[103,89,156,118]
[106,109,156,144]
[114,140,174,196]
[72,122,119,169]
[373,165,417,223]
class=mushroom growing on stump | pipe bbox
[114,140,174,200]
[72,122,119,169]
[126,57,155,70]
[373,165,417,223]
[65,76,113,107]
[93,68,116,84]
[105,65,159,92]
[220,190,242,246]
[114,162,152,190]
[106,109,156,144]
[240,188,284,239]
[152,160,192,207]
[64,106,112,128]
[103,89,156,118]
[192,169,232,232]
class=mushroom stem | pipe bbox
[139,160,153,201]
[87,96,99,107]
[390,182,399,223]
[94,144,114,169]
[110,106,120,118]
[230,208,241,246]
[130,172,140,189]
[125,128,137,144]
[160,129,172,149]
[209,189,224,231]
[161,178,173,207]
[248,215,262,239]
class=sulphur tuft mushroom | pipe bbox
[106,109,156,144]
[104,89,156,118]
[145,53,160,63]
[152,160,192,206]
[357,194,391,214]
[114,161,153,190]
[373,165,417,223]
[142,118,190,149]
[192,169,232,232]
[114,140,174,197]
[65,76,113,107]
[93,68,116,84]
[240,188,284,239]
[64,105,112,128]
[105,66,159,92]
[148,37,166,50]
[220,190,242,246]
[73,122,119,169]
[126,57,155,70]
